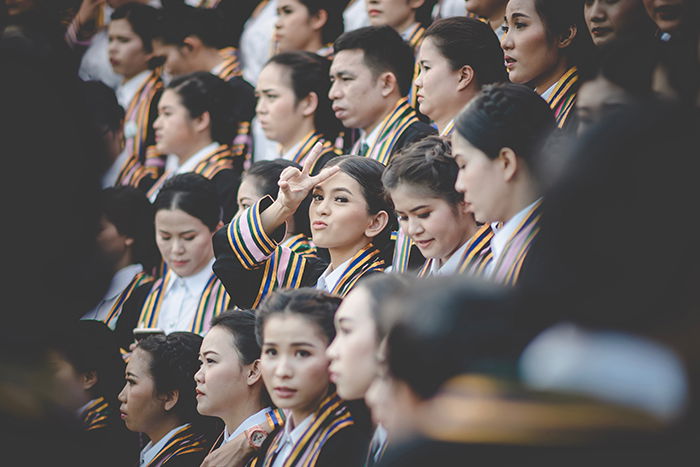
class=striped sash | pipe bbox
[351,98,421,165]
[215,48,243,80]
[103,271,154,330]
[81,397,111,431]
[416,224,494,277]
[440,119,455,137]
[281,233,317,257]
[286,131,341,172]
[490,200,542,286]
[257,392,355,467]
[390,229,413,274]
[147,424,207,467]
[209,408,285,454]
[330,243,385,297]
[545,67,579,129]
[404,23,426,51]
[137,266,231,335]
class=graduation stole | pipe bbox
[258,392,355,467]
[281,233,317,258]
[137,265,231,335]
[330,243,385,297]
[317,43,334,59]
[490,200,542,286]
[390,229,413,274]
[209,408,285,454]
[147,424,207,467]
[124,69,163,163]
[287,131,341,171]
[195,0,222,8]
[216,48,243,80]
[103,271,154,330]
[81,397,111,431]
[416,224,494,278]
[352,98,421,165]
[440,119,455,137]
[545,66,579,129]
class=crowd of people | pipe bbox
[1,0,699,465]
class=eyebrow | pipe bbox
[509,12,530,19]
[125,371,137,378]
[157,229,196,234]
[332,70,356,79]
[201,350,219,357]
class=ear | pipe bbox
[364,210,390,239]
[193,110,211,135]
[309,8,328,32]
[497,147,519,182]
[378,72,398,98]
[558,25,577,49]
[82,370,98,391]
[456,65,475,92]
[246,359,263,387]
[162,389,180,412]
[124,236,135,247]
[298,92,319,118]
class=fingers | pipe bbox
[301,142,325,176]
[278,166,301,184]
[309,164,341,186]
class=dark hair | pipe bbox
[294,0,345,44]
[325,155,397,251]
[245,159,312,237]
[415,0,439,27]
[354,273,413,340]
[81,80,124,134]
[333,26,415,97]
[455,83,556,165]
[166,71,240,144]
[386,277,531,399]
[266,51,343,140]
[533,0,594,71]
[581,38,655,96]
[101,186,160,271]
[382,135,462,206]
[55,320,125,403]
[110,2,159,54]
[154,5,228,50]
[256,288,341,346]
[136,332,203,423]
[424,16,508,87]
[154,172,221,231]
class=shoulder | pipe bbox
[314,421,370,467]
[394,121,437,153]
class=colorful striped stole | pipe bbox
[81,397,111,431]
[195,0,223,8]
[256,392,355,467]
[137,266,231,335]
[440,119,455,137]
[351,98,421,165]
[147,424,207,467]
[490,200,542,286]
[215,48,243,80]
[317,43,334,59]
[209,408,286,453]
[281,233,317,257]
[391,229,413,274]
[330,243,385,297]
[103,271,154,330]
[545,66,579,129]
[286,131,341,172]
[416,224,494,277]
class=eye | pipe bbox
[295,350,311,358]
[159,235,171,241]
[397,214,408,222]
[417,212,431,219]
[501,24,509,33]
[334,196,348,203]
[312,193,323,202]
[183,235,196,241]
[514,21,527,29]
[264,348,277,356]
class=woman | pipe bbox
[119,332,220,466]
[415,16,507,136]
[148,71,244,220]
[584,0,654,47]
[326,273,412,466]
[255,51,342,174]
[252,288,370,466]
[124,173,230,336]
[501,0,594,130]
[383,136,490,277]
[196,311,284,465]
[452,83,556,286]
[213,148,396,309]
[274,0,344,57]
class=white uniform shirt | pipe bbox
[270,413,313,467]
[157,258,215,334]
[486,199,541,277]
[140,424,188,466]
[82,264,144,326]
[315,257,354,293]
[223,407,273,445]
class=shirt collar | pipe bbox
[277,412,313,450]
[116,69,151,109]
[223,406,273,444]
[316,256,354,293]
[540,80,559,101]
[360,121,384,152]
[429,238,471,276]
[280,138,305,160]
[140,424,188,467]
[104,264,143,300]
[176,142,220,174]
[164,257,215,295]
[400,22,420,41]
[490,198,541,261]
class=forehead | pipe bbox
[238,176,263,198]
[108,18,135,35]
[506,0,537,16]
[314,171,362,194]
[127,348,152,375]
[577,76,628,107]
[336,287,373,321]
[158,89,183,107]
[263,314,328,344]
[278,0,306,8]
[331,49,370,74]
[155,208,208,230]
[418,36,441,59]
[452,132,486,159]
[256,63,292,90]
[202,326,235,351]
[390,183,449,209]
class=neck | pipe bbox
[199,48,226,74]
[121,68,148,84]
[145,415,184,449]
[533,59,569,95]
[290,390,327,430]
[501,178,540,225]
[488,5,507,32]
[113,251,135,273]
[302,35,324,55]
[280,120,316,154]
[436,217,479,267]
[328,237,372,272]
[395,18,417,37]
[436,87,478,134]
[223,393,264,437]
[362,95,402,135]
[177,139,215,165]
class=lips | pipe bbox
[312,221,328,230]
[195,389,205,397]
[274,387,297,398]
[590,27,612,37]
[414,239,434,249]
[109,58,119,67]
[329,371,339,383]
[171,259,189,268]
[368,9,381,16]
[504,55,516,70]
[332,106,347,120]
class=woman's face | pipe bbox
[236,176,264,218]
[585,0,647,46]
[96,215,131,267]
[452,132,508,224]
[107,18,152,80]
[366,0,422,32]
[118,348,166,434]
[642,0,686,33]
[260,314,331,418]
[464,0,508,19]
[195,326,254,421]
[327,288,379,400]
[309,171,381,251]
[501,0,564,90]
[255,63,309,147]
[415,37,463,125]
[576,75,630,135]
[274,0,322,53]
[155,208,214,278]
[153,89,201,157]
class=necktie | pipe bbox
[359,142,370,157]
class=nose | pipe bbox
[454,171,467,195]
[589,0,606,22]
[153,114,162,130]
[406,217,423,238]
[172,238,186,254]
[117,383,127,403]
[328,79,341,101]
[194,365,204,383]
[255,96,266,116]
[274,355,293,379]
[314,196,331,217]
[326,336,339,361]
[414,67,424,89]
[500,28,512,50]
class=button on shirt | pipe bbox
[315,257,353,293]
[157,258,215,334]
[271,413,313,467]
[82,264,143,327]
